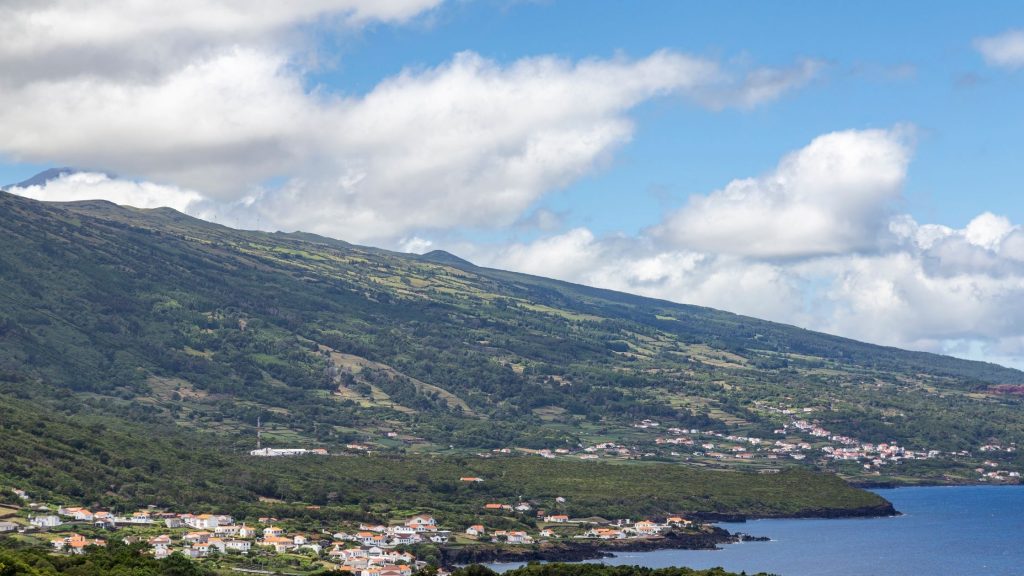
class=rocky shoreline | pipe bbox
[440,503,897,567]
[440,528,769,567]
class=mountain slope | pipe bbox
[1,190,1023,481]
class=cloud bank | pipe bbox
[0,1,825,245]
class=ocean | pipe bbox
[487,485,1024,576]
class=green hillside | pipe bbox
[1,190,1023,488]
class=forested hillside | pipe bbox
[1,190,1023,486]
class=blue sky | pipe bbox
[2,1,1024,366]
[311,0,1024,234]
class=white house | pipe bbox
[164,517,183,529]
[152,544,171,559]
[504,531,533,544]
[405,515,437,532]
[188,514,219,530]
[225,540,252,553]
[214,525,241,537]
[30,515,62,528]
[130,511,153,524]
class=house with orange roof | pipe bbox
[73,509,94,522]
[52,534,106,554]
[585,528,625,540]
[183,531,211,544]
[465,525,485,536]
[187,542,210,558]
[262,535,295,553]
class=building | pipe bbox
[30,515,62,528]
[633,521,662,535]
[250,447,326,457]
[405,515,437,532]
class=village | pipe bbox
[0,481,701,573]
[465,403,1021,483]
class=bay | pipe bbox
[488,485,1024,576]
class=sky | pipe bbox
[2,1,1024,367]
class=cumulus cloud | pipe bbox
[653,128,912,258]
[975,29,1024,69]
[467,129,1024,367]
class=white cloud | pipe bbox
[8,171,202,213]
[1,33,816,244]
[975,29,1024,69]
[653,128,912,258]
[963,212,1015,250]
[0,1,443,83]
[1,48,315,197]
[480,230,806,326]
[495,228,606,280]
[0,3,823,245]
[696,59,824,110]
[400,236,434,254]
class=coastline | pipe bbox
[440,528,745,566]
[687,501,898,523]
[456,485,1024,576]
[441,502,896,567]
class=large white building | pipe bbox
[249,448,328,457]
[30,515,62,528]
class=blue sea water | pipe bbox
[488,485,1024,576]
